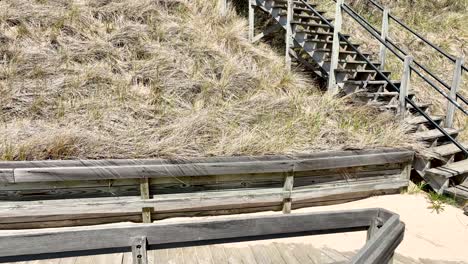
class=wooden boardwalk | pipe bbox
[5,242,465,264]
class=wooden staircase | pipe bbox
[254,0,468,200]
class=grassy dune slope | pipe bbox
[315,0,467,140]
[0,0,413,160]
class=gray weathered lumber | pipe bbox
[414,128,459,141]
[0,148,410,169]
[0,179,407,224]
[445,57,464,128]
[398,56,412,118]
[351,215,404,264]
[282,172,294,214]
[0,169,13,183]
[0,209,379,258]
[327,0,343,92]
[379,8,389,70]
[10,150,413,183]
[131,236,148,264]
[425,159,468,179]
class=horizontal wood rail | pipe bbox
[0,208,405,264]
[0,149,413,183]
[0,149,413,229]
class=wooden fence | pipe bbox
[0,148,413,229]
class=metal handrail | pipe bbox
[367,0,468,73]
[341,3,468,114]
[296,0,468,155]
[338,33,468,156]
[343,4,468,107]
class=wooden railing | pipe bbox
[0,208,404,264]
[0,149,413,229]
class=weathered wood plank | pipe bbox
[0,169,14,183]
[1,164,402,201]
[209,245,227,263]
[195,245,213,264]
[0,209,378,258]
[13,160,295,182]
[273,243,300,264]
[351,215,405,264]
[0,179,404,225]
[10,150,413,183]
[425,159,468,179]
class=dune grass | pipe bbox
[0,0,415,160]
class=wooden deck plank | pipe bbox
[235,246,257,264]
[73,255,94,264]
[58,257,77,264]
[167,248,184,264]
[209,245,228,263]
[249,244,272,264]
[223,246,244,264]
[182,246,198,263]
[92,253,123,264]
[263,244,287,264]
[121,252,132,264]
[299,244,336,264]
[320,247,349,263]
[153,248,170,264]
[195,246,213,264]
[273,243,300,264]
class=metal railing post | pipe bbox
[328,0,343,92]
[399,56,413,119]
[445,57,464,128]
[379,8,389,70]
[248,0,254,42]
[285,0,293,70]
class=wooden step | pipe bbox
[312,48,371,56]
[377,102,431,112]
[405,115,443,125]
[413,128,459,141]
[427,142,468,157]
[293,22,331,29]
[359,91,415,98]
[444,185,468,203]
[426,159,468,179]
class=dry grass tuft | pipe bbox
[0,0,415,160]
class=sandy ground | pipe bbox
[157,193,468,262]
[292,193,468,262]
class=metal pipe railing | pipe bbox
[343,4,468,107]
[367,0,468,73]
[341,4,468,114]
[296,0,468,155]
[338,33,468,155]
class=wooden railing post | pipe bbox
[140,178,152,223]
[398,56,413,119]
[285,0,293,70]
[131,236,148,264]
[248,0,255,42]
[379,8,389,70]
[445,57,464,128]
[282,171,294,214]
[220,0,227,16]
[327,0,343,92]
